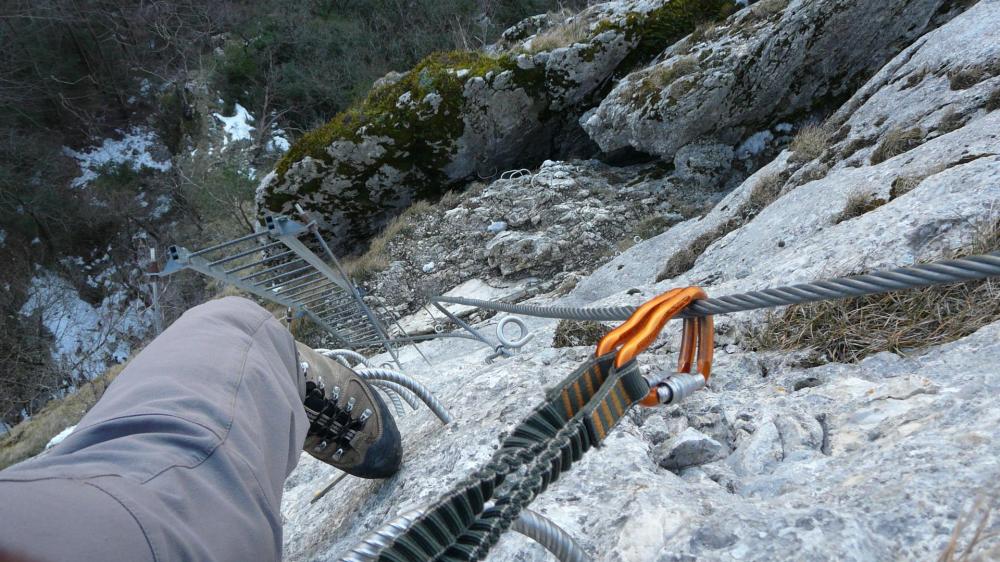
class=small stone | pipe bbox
[487,221,507,234]
[654,427,725,471]
[725,344,739,354]
[422,262,436,273]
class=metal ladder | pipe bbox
[161,214,404,368]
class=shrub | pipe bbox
[789,124,830,162]
[870,127,924,164]
[745,217,1000,363]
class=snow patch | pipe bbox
[19,269,152,380]
[267,133,291,153]
[735,130,774,160]
[64,128,172,187]
[45,425,77,449]
[213,103,256,147]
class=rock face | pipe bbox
[367,160,723,315]
[277,1,1000,561]
[257,0,737,252]
[582,0,957,160]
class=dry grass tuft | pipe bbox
[341,200,433,282]
[937,108,967,134]
[648,56,699,89]
[745,217,1000,363]
[836,191,886,223]
[553,320,611,348]
[658,173,785,281]
[0,362,128,470]
[527,14,591,53]
[750,0,789,19]
[890,175,924,200]
[744,172,784,217]
[948,61,1000,91]
[871,127,924,164]
[939,492,999,562]
[789,124,831,162]
[985,87,1000,112]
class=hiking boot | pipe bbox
[296,343,402,479]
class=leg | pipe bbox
[0,297,307,562]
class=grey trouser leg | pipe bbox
[0,297,308,562]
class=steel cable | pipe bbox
[434,252,1000,321]
[340,508,589,562]
[355,368,454,424]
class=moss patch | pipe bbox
[611,0,739,75]
[270,50,528,203]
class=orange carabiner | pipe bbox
[596,286,714,406]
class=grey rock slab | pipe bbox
[655,426,726,470]
[583,0,953,160]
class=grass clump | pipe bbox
[633,215,675,240]
[745,217,1000,363]
[657,172,784,281]
[553,320,611,348]
[0,363,127,470]
[948,61,1000,90]
[649,57,699,89]
[937,108,967,134]
[835,191,886,223]
[750,0,789,18]
[341,200,434,282]
[789,124,831,162]
[890,175,926,199]
[870,127,924,164]
[984,87,1000,112]
[527,14,591,52]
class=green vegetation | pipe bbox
[267,49,539,211]
[613,0,739,73]
[745,217,1000,363]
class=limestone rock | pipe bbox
[256,0,716,253]
[654,427,725,470]
[583,0,956,161]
